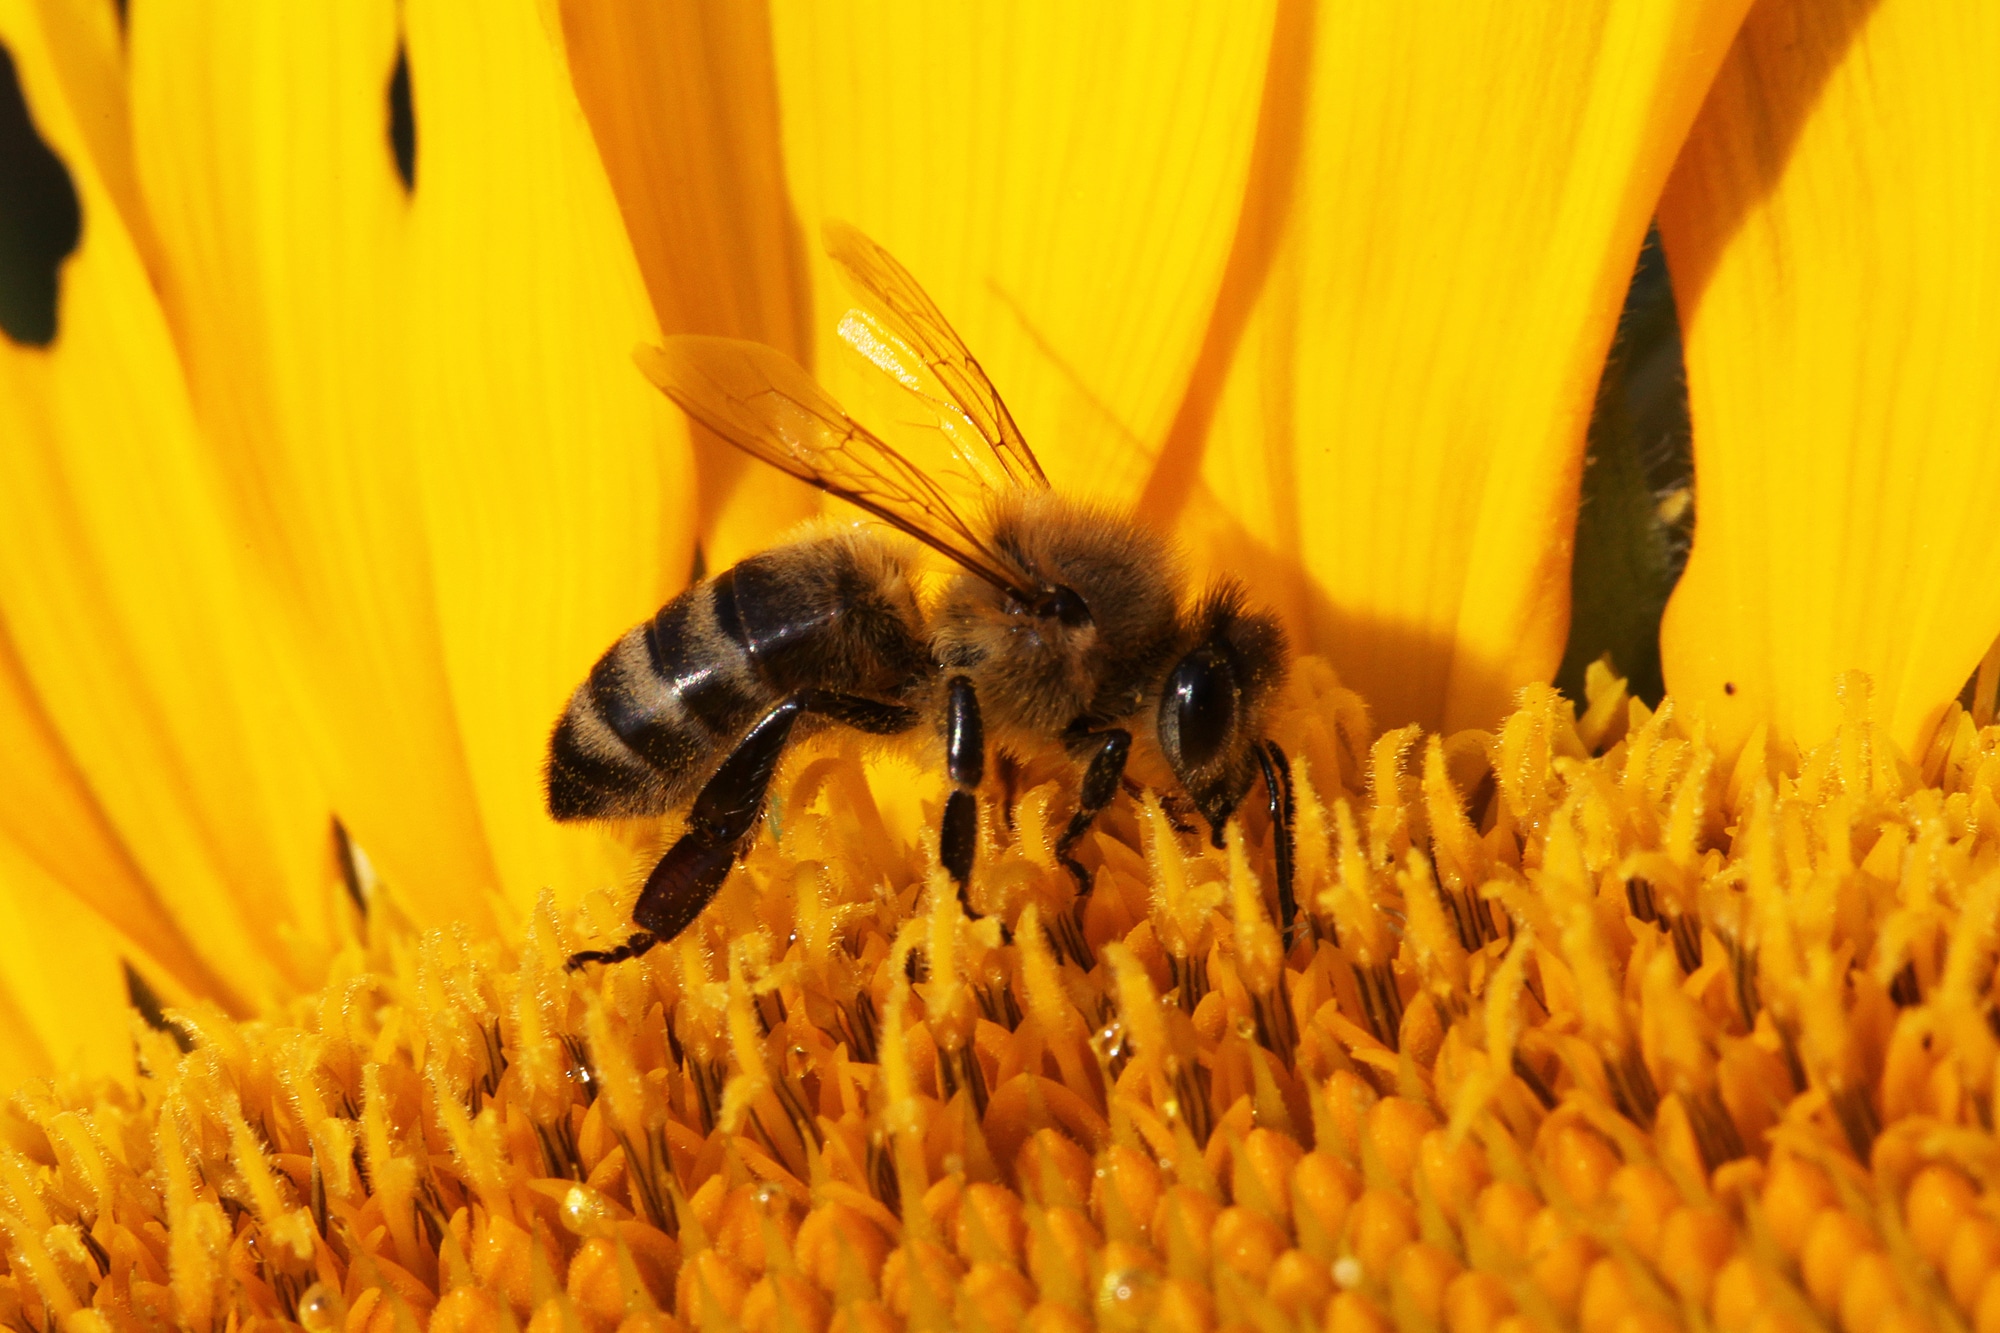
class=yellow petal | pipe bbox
[0,626,229,1005]
[1,1,339,1008]
[1657,0,2000,756]
[770,1,1278,502]
[126,0,500,929]
[0,837,149,1083]
[404,0,693,902]
[1165,0,1751,734]
[560,2,821,569]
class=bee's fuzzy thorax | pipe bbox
[930,491,1185,739]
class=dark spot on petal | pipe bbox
[1723,681,1736,696]
[332,815,370,916]
[388,41,415,192]
[1555,227,1694,708]
[123,961,194,1054]
[0,41,82,347]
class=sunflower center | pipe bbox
[0,659,1990,1333]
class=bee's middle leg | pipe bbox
[941,675,985,918]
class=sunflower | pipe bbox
[2,2,1997,1331]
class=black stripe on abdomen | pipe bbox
[546,705,664,820]
[549,578,783,821]
[641,592,763,741]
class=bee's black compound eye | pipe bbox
[1165,647,1236,772]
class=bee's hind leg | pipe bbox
[566,931,658,970]
[566,689,918,971]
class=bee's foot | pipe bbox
[565,930,658,972]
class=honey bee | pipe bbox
[552,224,1295,969]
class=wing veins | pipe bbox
[637,336,1034,598]
[825,221,1050,492]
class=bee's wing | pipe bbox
[638,335,1036,598]
[824,221,1051,493]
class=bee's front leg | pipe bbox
[1056,725,1133,893]
[1255,740,1298,943]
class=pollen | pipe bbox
[9,659,2000,1331]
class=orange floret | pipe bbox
[12,666,2000,1332]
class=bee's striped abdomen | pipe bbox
[546,580,769,821]
[546,532,931,825]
